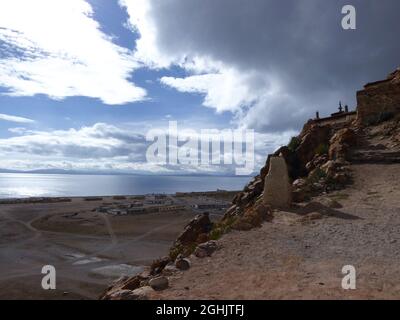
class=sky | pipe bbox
[0,0,399,175]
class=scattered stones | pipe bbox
[149,276,169,291]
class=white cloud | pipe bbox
[160,69,262,113]
[0,0,146,104]
[0,113,35,123]
[0,121,288,174]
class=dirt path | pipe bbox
[150,164,400,300]
[0,199,197,299]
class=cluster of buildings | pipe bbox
[191,203,228,211]
[97,203,186,216]
[94,192,232,216]
[96,194,185,216]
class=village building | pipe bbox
[313,101,357,128]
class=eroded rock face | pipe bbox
[175,213,213,246]
[329,128,358,161]
[263,156,292,208]
[150,256,171,276]
[295,124,332,176]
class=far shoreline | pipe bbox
[0,190,240,203]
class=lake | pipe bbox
[0,173,251,198]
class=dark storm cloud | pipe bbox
[141,0,400,132]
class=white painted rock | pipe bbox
[263,156,292,208]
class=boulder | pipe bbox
[263,156,292,208]
[329,128,358,161]
[149,276,169,291]
[107,286,153,300]
[130,286,153,300]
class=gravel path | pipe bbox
[151,164,400,299]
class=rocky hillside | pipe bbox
[101,67,400,300]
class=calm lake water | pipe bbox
[0,173,250,199]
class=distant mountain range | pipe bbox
[0,168,251,177]
[0,168,106,175]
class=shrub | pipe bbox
[209,227,224,241]
[314,143,329,156]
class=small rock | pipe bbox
[194,240,218,258]
[292,178,307,188]
[131,286,154,300]
[149,276,169,291]
[317,197,343,209]
[194,247,208,258]
[109,286,153,300]
[175,257,191,270]
[163,263,178,273]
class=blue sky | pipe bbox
[0,0,399,174]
